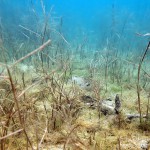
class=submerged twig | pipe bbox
[19,25,42,38]
[6,66,34,149]
[136,32,150,37]
[51,29,70,46]
[10,39,51,68]
[38,123,47,148]
[0,129,23,140]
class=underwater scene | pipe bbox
[0,0,150,149]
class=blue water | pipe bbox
[0,0,150,56]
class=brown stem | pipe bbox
[6,66,34,150]
[10,39,51,68]
[137,41,150,123]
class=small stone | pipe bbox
[140,140,148,150]
[100,99,115,115]
[81,95,96,108]
[70,76,90,89]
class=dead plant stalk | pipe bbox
[137,41,150,123]
[10,39,51,68]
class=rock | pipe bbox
[140,140,149,150]
[100,98,115,115]
[18,64,35,73]
[126,114,147,121]
[145,113,150,121]
[126,114,141,120]
[81,95,97,108]
[80,94,121,115]
[100,95,122,115]
[70,76,90,89]
[81,95,96,103]
[80,94,122,115]
[120,139,150,150]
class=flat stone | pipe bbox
[100,99,115,115]
[70,76,90,89]
[140,140,149,150]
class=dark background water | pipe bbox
[0,0,150,56]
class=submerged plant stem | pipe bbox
[137,41,150,123]
[10,39,51,68]
[6,66,34,150]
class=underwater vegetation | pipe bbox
[0,0,150,149]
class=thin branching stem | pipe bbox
[137,41,150,123]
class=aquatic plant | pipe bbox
[1,0,150,149]
[137,41,150,123]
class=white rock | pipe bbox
[18,64,34,73]
[70,76,90,89]
[140,140,148,150]
[100,99,115,115]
